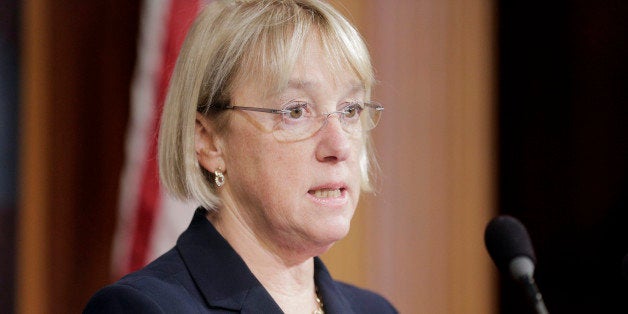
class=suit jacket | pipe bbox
[84,207,397,313]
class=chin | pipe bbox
[283,220,351,259]
[310,217,352,249]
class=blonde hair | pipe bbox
[158,0,377,210]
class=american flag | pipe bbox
[111,0,208,277]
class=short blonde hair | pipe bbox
[158,0,377,210]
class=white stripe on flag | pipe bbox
[147,190,197,264]
[113,0,213,278]
[111,0,171,278]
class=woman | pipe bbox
[85,0,395,313]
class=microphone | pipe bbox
[485,215,549,314]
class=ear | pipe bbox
[195,112,225,173]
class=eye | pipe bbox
[342,103,363,119]
[289,107,304,119]
[283,102,310,120]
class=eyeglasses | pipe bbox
[222,100,384,142]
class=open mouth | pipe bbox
[308,188,344,199]
[308,187,346,199]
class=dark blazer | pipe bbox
[84,207,397,313]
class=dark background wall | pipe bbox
[498,0,628,312]
[42,2,139,312]
[0,0,20,312]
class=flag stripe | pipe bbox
[112,0,170,278]
[127,0,201,273]
[113,0,204,277]
[144,2,212,263]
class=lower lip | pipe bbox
[306,189,349,207]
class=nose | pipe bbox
[314,111,345,135]
[315,113,352,163]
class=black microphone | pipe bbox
[485,215,549,314]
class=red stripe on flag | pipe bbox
[127,0,201,273]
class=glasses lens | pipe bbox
[273,115,319,142]
[272,102,383,142]
[360,102,382,131]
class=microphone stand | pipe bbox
[518,275,549,314]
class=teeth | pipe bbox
[313,188,341,198]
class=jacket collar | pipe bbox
[313,258,355,313]
[176,207,355,313]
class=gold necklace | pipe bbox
[313,286,324,314]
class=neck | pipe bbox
[207,202,320,313]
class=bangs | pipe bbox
[233,1,375,99]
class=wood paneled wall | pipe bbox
[18,0,139,313]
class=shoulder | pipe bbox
[83,250,206,313]
[335,281,398,313]
[83,283,164,313]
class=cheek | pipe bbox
[226,135,312,196]
[262,145,315,191]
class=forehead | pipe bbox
[280,79,365,99]
[240,35,366,100]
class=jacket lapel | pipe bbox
[176,208,282,312]
[177,207,355,313]
[314,258,355,314]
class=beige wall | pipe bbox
[322,1,497,313]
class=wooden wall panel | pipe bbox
[447,0,497,312]
[18,0,53,312]
[366,1,453,311]
[18,1,139,313]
